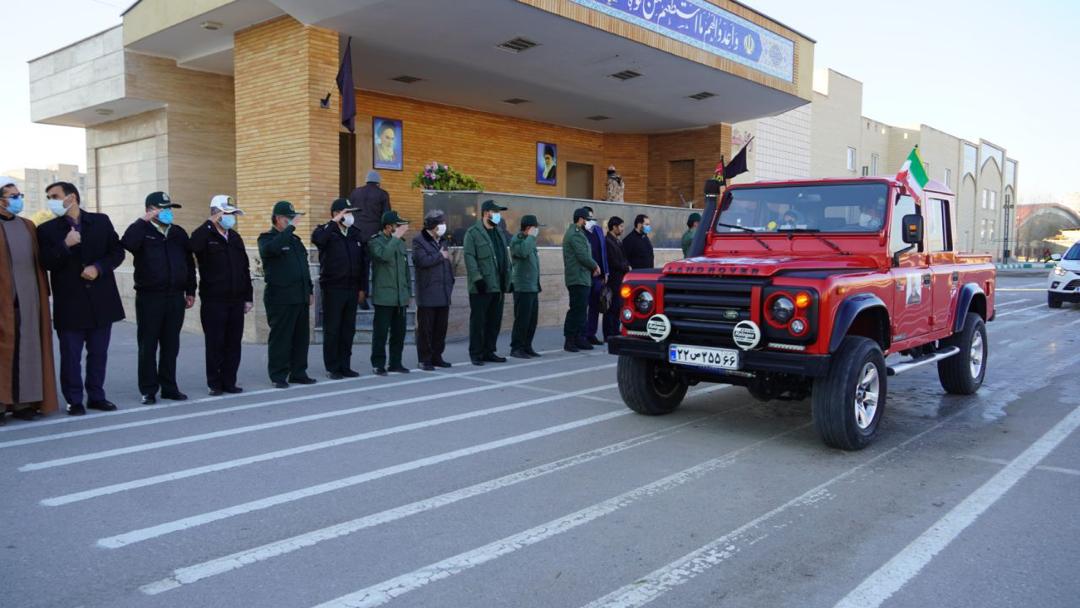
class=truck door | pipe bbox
[888,195,934,343]
[925,196,957,331]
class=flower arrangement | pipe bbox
[411,161,483,191]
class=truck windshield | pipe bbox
[716,183,889,234]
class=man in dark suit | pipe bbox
[622,213,655,270]
[347,170,390,310]
[603,216,629,340]
[37,182,125,416]
[311,197,368,379]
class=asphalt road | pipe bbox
[1,273,1077,608]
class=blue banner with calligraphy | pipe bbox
[571,0,795,82]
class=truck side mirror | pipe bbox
[902,214,923,245]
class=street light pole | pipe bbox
[1002,194,1015,263]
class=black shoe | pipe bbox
[327,372,344,380]
[359,300,371,311]
[525,348,542,357]
[13,407,41,421]
[161,391,188,401]
[434,360,452,368]
[471,359,485,366]
[564,339,580,353]
[510,349,530,359]
[373,367,388,376]
[0,414,5,426]
[223,386,244,394]
[272,381,289,389]
[388,365,410,374]
[588,336,604,346]
[289,376,317,385]
[208,388,224,396]
[483,353,507,363]
[141,394,157,405]
[87,400,118,412]
[65,404,86,417]
[420,363,435,371]
[340,369,361,378]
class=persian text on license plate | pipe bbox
[668,344,740,370]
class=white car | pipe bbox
[1048,241,1080,308]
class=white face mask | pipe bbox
[529,227,539,238]
[585,220,597,231]
[342,213,355,228]
[436,223,447,237]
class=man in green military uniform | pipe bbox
[509,214,544,359]
[368,211,412,376]
[463,199,511,366]
[562,207,600,353]
[681,212,701,257]
[258,201,317,389]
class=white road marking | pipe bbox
[995,302,1046,317]
[98,393,626,549]
[833,401,1080,608]
[42,370,617,505]
[304,423,809,608]
[959,454,1080,477]
[992,299,1028,308]
[21,364,612,472]
[139,414,717,595]
[996,288,1047,292]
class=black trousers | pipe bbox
[564,285,590,339]
[135,292,185,396]
[200,301,245,390]
[266,301,310,383]
[57,325,112,405]
[415,306,449,365]
[321,287,359,373]
[371,305,406,369]
[468,292,504,359]
[603,292,624,339]
[510,291,539,351]
[583,276,604,339]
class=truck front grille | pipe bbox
[659,276,765,347]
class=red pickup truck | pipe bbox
[608,177,995,450]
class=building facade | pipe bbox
[2,164,87,214]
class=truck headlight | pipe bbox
[790,319,806,334]
[634,290,655,314]
[769,296,795,324]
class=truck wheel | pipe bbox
[937,312,987,395]
[1048,293,1062,309]
[617,355,688,415]
[811,336,886,451]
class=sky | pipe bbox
[2,0,1078,201]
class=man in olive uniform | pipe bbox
[681,212,701,257]
[463,199,510,366]
[509,214,543,359]
[258,201,317,389]
[368,211,411,376]
[311,198,368,379]
[562,207,601,353]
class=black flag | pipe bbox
[336,37,356,133]
[724,136,753,181]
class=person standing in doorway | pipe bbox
[189,195,253,395]
[681,212,701,258]
[37,181,124,415]
[603,216,629,340]
[121,192,196,405]
[369,211,411,376]
[509,214,543,359]
[605,165,625,202]
[563,207,601,353]
[0,178,59,423]
[348,170,390,310]
[463,199,510,366]
[622,213,654,270]
[311,198,368,380]
[258,201,317,389]
[412,210,454,371]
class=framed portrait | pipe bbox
[536,142,557,185]
[373,117,403,171]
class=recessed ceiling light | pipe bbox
[391,75,423,84]
[687,91,716,100]
[586,115,611,121]
[200,21,223,31]
[502,98,530,105]
[609,70,642,81]
[497,37,539,53]
[95,108,114,116]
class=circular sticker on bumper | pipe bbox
[646,314,671,342]
[732,320,761,350]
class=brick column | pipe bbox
[234,16,340,241]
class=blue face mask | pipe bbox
[220,214,237,230]
[6,194,24,215]
[490,212,502,225]
[48,197,68,217]
[643,225,652,234]
[157,209,174,225]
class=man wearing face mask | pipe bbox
[581,206,608,346]
[463,199,510,366]
[563,207,601,353]
[412,210,454,371]
[311,198,368,379]
[603,216,629,340]
[121,191,197,405]
[369,211,412,376]
[622,213,654,270]
[188,195,253,396]
[509,214,543,359]
[0,177,59,423]
[259,201,317,389]
[37,181,125,415]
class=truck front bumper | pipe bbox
[607,336,832,378]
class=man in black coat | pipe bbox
[37,182,125,416]
[311,197,369,379]
[189,195,253,396]
[603,216,630,340]
[622,213,655,270]
[411,209,455,371]
[347,170,391,309]
[121,191,197,405]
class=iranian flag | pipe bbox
[896,146,929,203]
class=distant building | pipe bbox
[3,164,87,213]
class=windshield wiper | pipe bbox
[776,228,846,255]
[717,222,772,251]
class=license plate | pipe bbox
[668,344,741,370]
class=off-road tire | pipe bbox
[1047,293,1063,309]
[937,312,987,395]
[811,336,886,451]
[617,355,688,415]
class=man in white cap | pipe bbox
[348,170,391,310]
[188,195,253,395]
